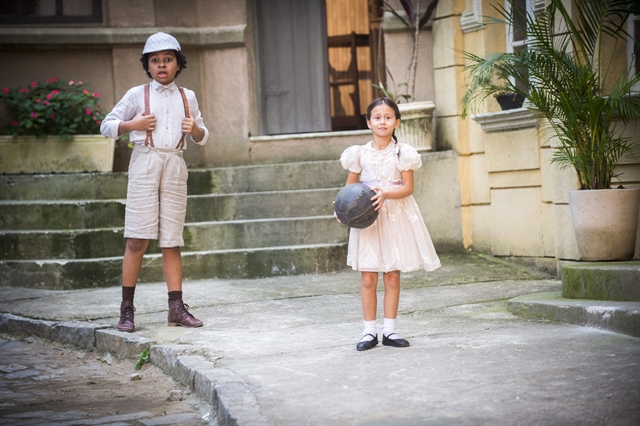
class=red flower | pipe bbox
[50,114,55,119]
[68,80,74,85]
[46,77,57,83]
[18,88,25,93]
[52,89,59,95]
[30,112,37,118]
[12,121,18,126]
[30,82,37,87]
[83,90,89,95]
[85,109,92,115]
[46,94,52,99]
[93,93,99,97]
[2,88,8,94]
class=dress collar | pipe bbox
[368,140,395,153]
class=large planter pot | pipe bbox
[569,188,640,261]
[397,101,435,152]
[0,135,115,174]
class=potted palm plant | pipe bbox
[461,0,640,261]
[0,78,113,174]
[375,0,439,151]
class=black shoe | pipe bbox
[382,333,410,347]
[356,334,378,351]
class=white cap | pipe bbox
[142,32,181,54]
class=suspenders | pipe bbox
[143,83,191,150]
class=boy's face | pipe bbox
[148,50,180,85]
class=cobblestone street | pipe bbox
[0,335,211,425]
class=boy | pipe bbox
[101,32,209,332]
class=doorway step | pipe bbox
[0,161,349,289]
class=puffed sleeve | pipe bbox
[397,143,423,171]
[339,145,363,173]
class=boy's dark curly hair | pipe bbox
[140,50,187,79]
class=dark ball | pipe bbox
[334,183,379,229]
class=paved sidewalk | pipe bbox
[1,252,639,425]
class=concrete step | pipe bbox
[0,160,347,201]
[0,188,341,230]
[507,292,640,338]
[1,216,347,260]
[0,159,353,288]
[561,261,640,302]
[0,243,349,289]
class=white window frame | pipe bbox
[505,0,535,89]
[628,14,640,93]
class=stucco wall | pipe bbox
[0,0,252,168]
[436,0,640,273]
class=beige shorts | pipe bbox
[124,144,188,247]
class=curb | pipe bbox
[0,313,271,426]
[507,291,640,338]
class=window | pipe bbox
[505,0,533,94]
[0,0,103,24]
[628,13,640,92]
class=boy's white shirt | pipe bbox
[100,79,209,149]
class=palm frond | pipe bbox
[461,0,640,189]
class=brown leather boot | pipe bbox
[117,300,135,332]
[167,299,203,328]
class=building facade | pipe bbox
[1,0,638,272]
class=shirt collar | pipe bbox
[150,80,177,93]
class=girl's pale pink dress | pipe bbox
[340,141,441,273]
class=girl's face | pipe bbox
[367,104,400,138]
[148,50,180,85]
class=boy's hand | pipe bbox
[129,112,156,132]
[182,117,197,134]
[182,117,204,142]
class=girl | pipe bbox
[338,98,441,351]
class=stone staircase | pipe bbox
[0,161,350,289]
[508,260,640,338]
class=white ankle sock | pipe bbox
[361,320,377,341]
[383,318,399,339]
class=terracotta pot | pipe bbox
[397,101,435,152]
[0,135,114,174]
[569,188,640,261]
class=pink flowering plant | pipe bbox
[0,78,106,140]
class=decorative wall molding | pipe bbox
[461,0,482,33]
[0,26,246,49]
[472,108,539,133]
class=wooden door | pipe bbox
[255,0,331,135]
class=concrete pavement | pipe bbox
[1,251,639,425]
